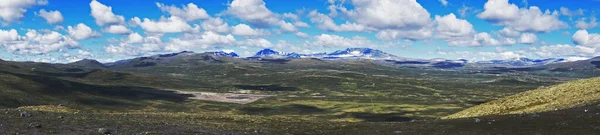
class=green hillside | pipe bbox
[444,77,600,119]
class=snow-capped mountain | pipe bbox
[324,48,399,59]
[248,48,401,60]
[476,58,566,67]
[249,49,304,58]
[214,51,239,57]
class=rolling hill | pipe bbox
[444,76,600,119]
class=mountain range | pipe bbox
[62,48,598,69]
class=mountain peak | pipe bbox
[214,51,239,57]
[69,59,106,69]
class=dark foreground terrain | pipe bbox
[2,104,600,135]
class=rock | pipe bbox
[98,128,111,135]
[393,130,403,134]
[487,122,492,124]
[473,118,481,123]
[57,104,63,107]
[20,111,31,117]
[58,116,64,119]
[29,123,42,128]
[4,111,8,114]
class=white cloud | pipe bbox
[447,32,501,46]
[294,21,310,28]
[231,24,269,37]
[434,13,475,40]
[0,29,79,54]
[166,31,237,51]
[0,0,47,25]
[310,34,376,48]
[478,0,567,32]
[531,44,597,58]
[575,16,598,30]
[156,2,209,22]
[308,10,374,32]
[438,51,526,61]
[105,33,163,56]
[572,30,600,47]
[90,0,125,26]
[131,16,200,33]
[102,25,132,35]
[67,23,101,40]
[376,28,432,41]
[439,0,448,6]
[559,7,584,17]
[283,12,299,21]
[0,29,19,42]
[497,27,521,38]
[226,0,279,28]
[341,0,432,30]
[295,32,309,38]
[237,38,273,48]
[278,21,297,33]
[36,9,63,24]
[518,33,537,44]
[201,17,231,34]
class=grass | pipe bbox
[444,77,600,119]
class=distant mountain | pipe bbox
[475,58,565,67]
[68,59,106,69]
[249,48,402,60]
[106,51,239,68]
[249,49,306,59]
[324,48,399,60]
[541,56,600,71]
[214,51,239,57]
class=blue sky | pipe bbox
[0,0,599,63]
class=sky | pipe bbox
[0,0,599,63]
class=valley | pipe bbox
[1,48,600,134]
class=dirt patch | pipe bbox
[173,91,274,104]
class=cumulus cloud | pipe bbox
[237,38,273,48]
[295,32,309,38]
[36,9,63,24]
[226,0,279,28]
[478,0,567,32]
[90,0,125,26]
[497,27,521,38]
[341,0,432,30]
[294,21,310,28]
[310,34,376,48]
[156,2,210,22]
[201,17,231,34]
[439,0,448,6]
[575,17,598,30]
[434,13,475,40]
[376,28,432,41]
[308,10,374,32]
[166,31,236,51]
[518,33,537,44]
[572,30,600,47]
[231,24,269,37]
[283,12,299,21]
[446,32,501,46]
[0,0,47,25]
[0,29,79,54]
[531,44,597,58]
[278,21,297,33]
[131,16,200,33]
[102,25,132,35]
[105,33,163,56]
[559,7,584,17]
[67,23,101,40]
